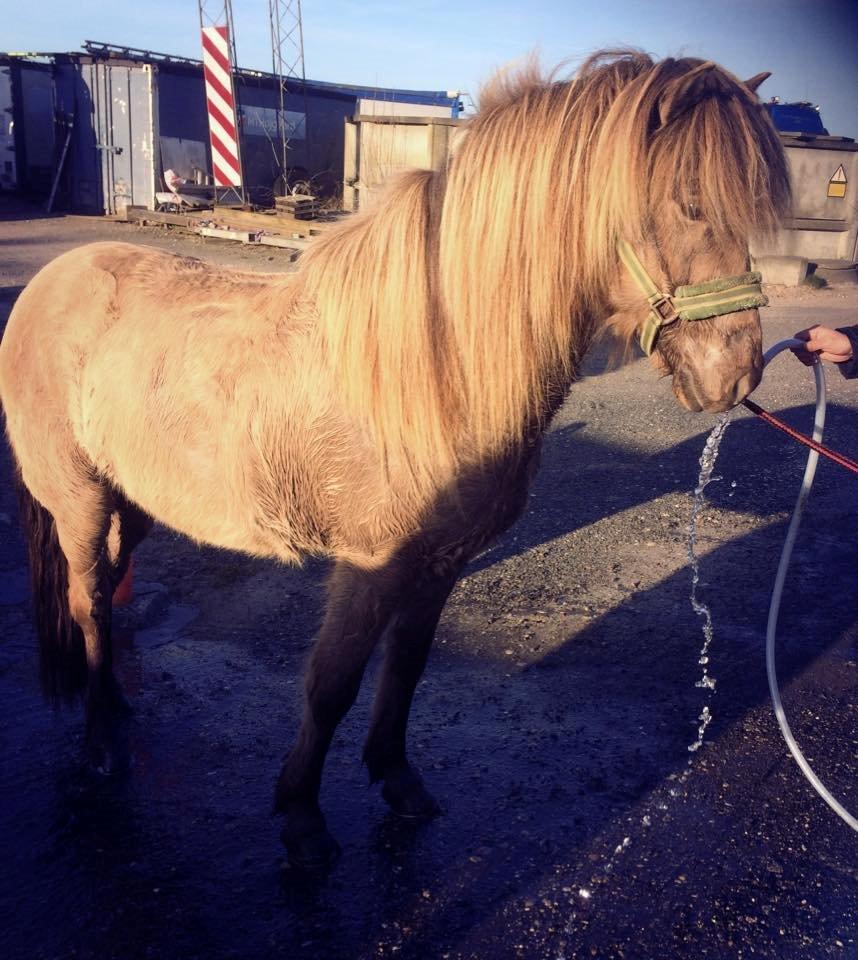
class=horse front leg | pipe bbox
[363,565,461,819]
[275,561,394,868]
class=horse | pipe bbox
[0,51,789,868]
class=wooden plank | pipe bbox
[127,205,312,237]
[125,206,197,228]
[197,226,256,243]
[351,114,462,127]
[275,193,315,203]
[212,206,321,234]
[783,217,848,233]
[258,234,308,252]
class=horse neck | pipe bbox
[438,198,601,460]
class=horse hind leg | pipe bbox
[18,463,132,774]
[275,560,396,868]
[15,472,87,700]
[60,480,139,774]
[363,564,461,819]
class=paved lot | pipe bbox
[1,202,856,959]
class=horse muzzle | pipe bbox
[673,356,763,413]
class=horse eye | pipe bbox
[687,202,701,221]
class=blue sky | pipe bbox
[6,0,858,137]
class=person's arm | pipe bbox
[791,325,858,379]
[835,326,858,379]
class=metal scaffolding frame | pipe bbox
[268,0,308,194]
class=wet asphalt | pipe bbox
[0,208,856,959]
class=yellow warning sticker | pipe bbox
[828,164,847,198]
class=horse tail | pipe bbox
[14,470,87,702]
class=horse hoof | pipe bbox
[86,736,132,777]
[85,700,133,776]
[87,749,131,778]
[382,765,442,819]
[281,822,342,870]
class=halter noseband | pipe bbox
[617,240,768,356]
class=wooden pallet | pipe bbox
[274,194,318,220]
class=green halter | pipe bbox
[617,239,768,356]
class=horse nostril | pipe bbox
[674,372,703,411]
[730,371,757,406]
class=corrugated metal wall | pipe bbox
[7,53,459,212]
[0,59,55,195]
[156,69,387,200]
[0,65,16,190]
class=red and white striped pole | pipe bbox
[201,23,244,192]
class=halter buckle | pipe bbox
[649,293,679,326]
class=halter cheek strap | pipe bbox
[617,239,768,356]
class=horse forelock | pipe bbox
[295,50,789,482]
[585,55,791,269]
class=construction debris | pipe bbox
[123,204,345,256]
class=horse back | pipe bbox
[0,242,329,557]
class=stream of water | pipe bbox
[684,411,731,757]
[559,414,733,952]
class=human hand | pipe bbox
[790,325,855,366]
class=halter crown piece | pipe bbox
[617,240,768,355]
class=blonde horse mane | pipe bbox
[297,50,789,479]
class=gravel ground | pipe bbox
[1,199,856,960]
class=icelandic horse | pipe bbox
[0,52,789,866]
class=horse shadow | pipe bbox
[474,399,858,572]
[264,404,858,958]
[327,498,857,958]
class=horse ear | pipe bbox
[743,71,771,94]
[657,61,729,128]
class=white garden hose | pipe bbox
[760,338,857,832]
